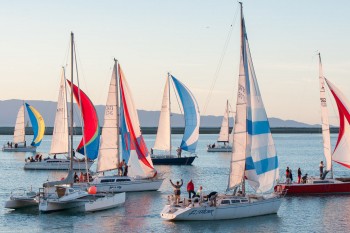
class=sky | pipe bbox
[0,0,350,125]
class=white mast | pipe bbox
[318,53,333,178]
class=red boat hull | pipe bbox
[275,182,350,195]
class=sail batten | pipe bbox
[50,70,69,154]
[13,105,25,144]
[97,62,119,172]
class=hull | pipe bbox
[207,146,232,152]
[74,176,164,193]
[2,146,36,152]
[85,193,125,212]
[39,199,85,212]
[24,159,94,170]
[275,179,350,195]
[151,156,196,165]
[161,196,281,221]
[5,198,38,209]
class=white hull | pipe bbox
[39,199,85,212]
[24,159,94,170]
[207,146,232,152]
[2,146,36,152]
[5,197,38,209]
[161,194,281,221]
[74,176,164,193]
[85,192,125,212]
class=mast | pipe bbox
[240,1,246,195]
[318,53,333,178]
[115,59,121,163]
[168,73,172,156]
[226,99,229,142]
[69,32,74,171]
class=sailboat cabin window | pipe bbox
[231,200,240,204]
[115,179,131,182]
[221,200,230,205]
[101,179,115,183]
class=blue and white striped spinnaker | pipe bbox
[171,75,200,153]
[229,10,278,193]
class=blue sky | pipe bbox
[0,0,349,125]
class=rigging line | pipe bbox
[203,5,239,115]
[73,41,90,97]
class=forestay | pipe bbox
[50,70,69,154]
[13,105,25,144]
[119,64,156,178]
[171,75,200,153]
[97,61,119,172]
[25,103,45,147]
[325,78,350,168]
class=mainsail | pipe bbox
[318,54,332,172]
[325,78,350,168]
[228,6,278,193]
[67,80,100,160]
[25,103,45,147]
[171,75,200,153]
[50,70,69,154]
[218,100,230,142]
[97,61,119,172]
[119,64,156,178]
[13,105,25,144]
[153,76,171,152]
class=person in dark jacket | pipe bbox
[298,168,302,184]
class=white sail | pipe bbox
[50,70,69,154]
[153,77,171,151]
[228,55,247,190]
[228,7,278,193]
[218,100,230,142]
[13,105,25,144]
[318,54,332,172]
[97,62,120,172]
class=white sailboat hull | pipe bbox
[74,176,164,193]
[84,192,125,212]
[207,145,232,152]
[160,195,281,221]
[2,146,36,152]
[39,199,85,212]
[24,159,94,170]
[5,199,38,209]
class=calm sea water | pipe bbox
[1,133,350,233]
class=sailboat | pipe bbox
[161,3,282,220]
[38,33,125,212]
[23,69,94,170]
[73,59,164,193]
[2,103,45,152]
[275,53,350,195]
[207,100,233,152]
[151,73,199,165]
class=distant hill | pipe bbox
[0,99,318,128]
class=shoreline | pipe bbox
[0,127,339,135]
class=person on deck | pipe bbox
[176,147,182,158]
[187,180,196,199]
[290,169,293,183]
[298,168,302,184]
[319,161,324,178]
[286,167,290,184]
[123,164,128,176]
[74,172,79,183]
[196,186,204,202]
[170,179,183,205]
[118,159,125,176]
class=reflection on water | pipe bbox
[0,134,349,232]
